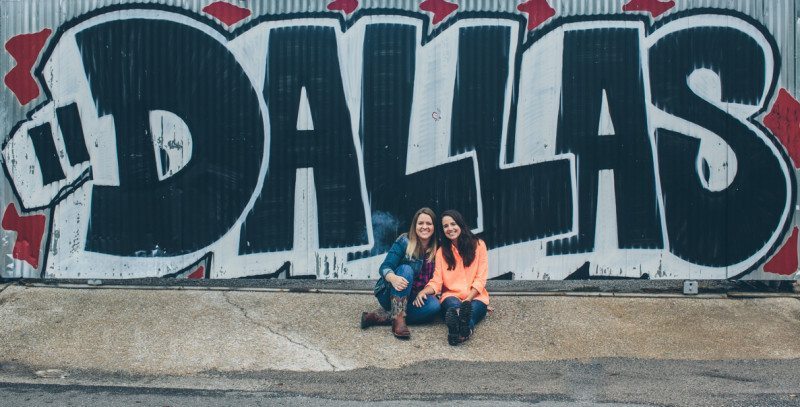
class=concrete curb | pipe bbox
[8,278,785,294]
[10,281,800,299]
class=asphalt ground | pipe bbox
[1,359,798,407]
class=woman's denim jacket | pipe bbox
[374,234,425,295]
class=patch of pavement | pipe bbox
[220,291,341,371]
[0,285,799,377]
[0,359,798,406]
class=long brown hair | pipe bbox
[440,209,478,270]
[405,207,437,262]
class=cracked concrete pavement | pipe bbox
[1,284,800,379]
[220,291,340,371]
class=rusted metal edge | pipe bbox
[11,282,766,299]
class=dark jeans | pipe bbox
[376,264,441,324]
[441,296,487,330]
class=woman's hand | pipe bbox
[413,292,427,307]
[386,273,408,291]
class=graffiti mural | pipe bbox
[0,0,797,280]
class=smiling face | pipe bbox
[442,215,461,242]
[415,213,434,243]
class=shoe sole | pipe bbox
[458,301,472,339]
[445,308,460,346]
[393,319,411,339]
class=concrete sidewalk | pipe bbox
[1,283,799,384]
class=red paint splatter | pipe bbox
[419,0,459,25]
[764,227,799,276]
[3,28,51,106]
[764,89,800,169]
[622,0,675,18]
[327,0,359,15]
[517,0,556,31]
[1,203,45,269]
[187,265,206,279]
[202,1,252,27]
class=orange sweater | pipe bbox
[426,240,490,305]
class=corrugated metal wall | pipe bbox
[0,0,798,280]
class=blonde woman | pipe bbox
[360,208,441,339]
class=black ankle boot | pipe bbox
[445,308,460,346]
[458,300,472,339]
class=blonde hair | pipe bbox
[405,207,437,262]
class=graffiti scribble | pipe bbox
[419,0,458,25]
[327,0,359,15]
[764,89,800,169]
[3,28,51,105]
[187,265,206,279]
[202,1,251,27]
[517,0,556,31]
[622,0,675,18]
[1,203,45,268]
[763,227,798,276]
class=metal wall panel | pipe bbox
[0,0,798,280]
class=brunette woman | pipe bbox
[360,208,441,339]
[413,209,489,345]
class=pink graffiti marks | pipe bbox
[202,1,252,27]
[1,204,45,269]
[419,0,459,25]
[764,89,800,169]
[622,0,675,18]
[3,28,51,106]
[764,227,799,276]
[517,0,556,31]
[327,0,359,15]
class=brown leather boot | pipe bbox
[360,308,391,329]
[390,296,411,339]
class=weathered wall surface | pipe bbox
[1,0,799,280]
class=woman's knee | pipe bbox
[441,296,461,310]
[394,264,414,280]
[439,297,461,318]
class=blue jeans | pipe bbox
[441,296,487,330]
[376,264,441,324]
